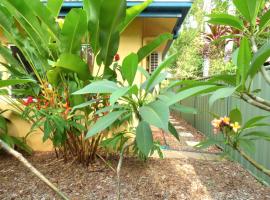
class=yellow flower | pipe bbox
[230,122,241,133]
[221,116,230,125]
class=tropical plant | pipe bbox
[168,0,270,177]
[0,0,156,165]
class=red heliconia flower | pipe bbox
[23,96,34,106]
[114,54,120,62]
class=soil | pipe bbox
[0,152,269,200]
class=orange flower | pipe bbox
[211,118,222,128]
[221,116,230,125]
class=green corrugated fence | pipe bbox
[176,74,270,185]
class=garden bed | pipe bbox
[0,152,269,200]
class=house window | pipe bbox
[147,52,161,74]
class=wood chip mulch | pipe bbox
[0,152,269,200]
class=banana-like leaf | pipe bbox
[121,53,139,86]
[229,108,242,124]
[170,104,197,115]
[110,85,138,105]
[60,8,87,54]
[97,0,126,67]
[139,100,169,131]
[242,116,269,130]
[73,80,119,95]
[83,0,103,54]
[136,121,153,156]
[137,33,173,62]
[168,122,180,141]
[55,53,90,81]
[0,79,36,88]
[259,9,270,32]
[209,87,236,107]
[47,0,64,18]
[208,13,244,31]
[120,0,153,33]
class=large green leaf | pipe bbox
[209,87,236,107]
[97,0,126,67]
[233,0,263,25]
[73,80,119,95]
[71,100,95,113]
[60,8,87,54]
[120,0,153,33]
[145,54,176,92]
[83,0,103,54]
[168,122,180,141]
[139,100,169,131]
[136,121,153,156]
[243,131,270,141]
[110,85,137,105]
[47,0,63,18]
[208,13,244,31]
[167,85,219,106]
[242,116,269,130]
[259,9,270,32]
[86,110,126,138]
[237,37,251,87]
[248,41,270,79]
[137,33,173,62]
[0,79,36,88]
[170,104,197,115]
[55,53,90,80]
[121,53,139,86]
[142,72,167,92]
[229,108,242,124]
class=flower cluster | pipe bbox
[211,116,241,134]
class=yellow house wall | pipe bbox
[0,18,176,152]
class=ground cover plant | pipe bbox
[169,0,270,177]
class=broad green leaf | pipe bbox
[97,0,126,67]
[229,108,242,124]
[145,54,176,92]
[95,105,125,115]
[137,33,173,62]
[86,111,126,138]
[243,131,270,141]
[248,41,270,78]
[0,45,22,70]
[237,37,251,87]
[0,79,36,88]
[168,122,180,141]
[121,53,139,85]
[60,8,87,54]
[47,0,63,17]
[138,66,150,78]
[233,0,263,25]
[46,68,61,86]
[136,121,153,156]
[143,72,167,92]
[209,87,236,107]
[209,74,237,86]
[120,0,153,33]
[167,85,219,106]
[158,91,176,102]
[83,0,103,54]
[110,85,137,105]
[242,116,269,130]
[73,80,119,95]
[55,53,90,80]
[71,100,95,113]
[259,9,270,32]
[208,13,244,31]
[139,100,169,131]
[170,104,197,115]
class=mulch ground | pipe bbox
[0,152,269,200]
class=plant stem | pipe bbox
[117,142,134,200]
[0,139,70,200]
[239,93,270,111]
[236,146,270,177]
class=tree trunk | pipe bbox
[0,139,70,200]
